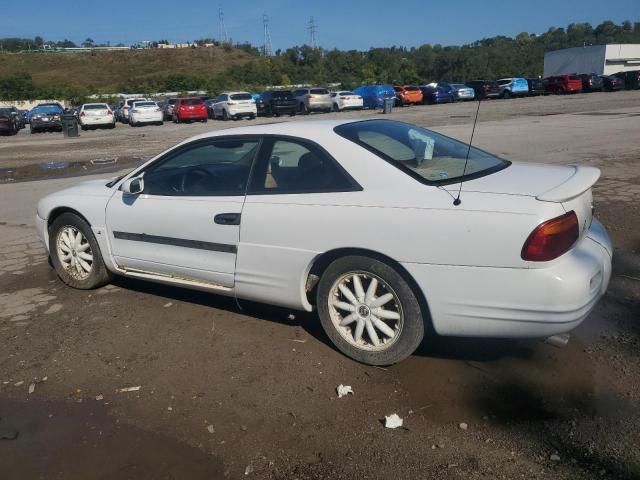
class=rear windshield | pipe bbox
[271,91,293,99]
[182,98,203,105]
[405,86,419,91]
[83,104,108,110]
[335,120,509,185]
[310,88,328,95]
[338,91,355,96]
[126,99,146,106]
[32,106,62,114]
[133,102,156,107]
[230,93,252,101]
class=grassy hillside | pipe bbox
[0,46,256,92]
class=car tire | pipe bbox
[48,212,113,290]
[316,255,425,366]
[502,90,511,99]
[109,124,116,129]
[222,110,229,121]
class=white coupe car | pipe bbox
[35,119,612,365]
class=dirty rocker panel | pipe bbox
[112,231,237,254]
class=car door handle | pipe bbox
[214,213,241,225]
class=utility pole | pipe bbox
[309,16,318,49]
[218,6,229,44]
[262,13,273,57]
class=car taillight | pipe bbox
[521,211,579,261]
[80,112,85,117]
[307,94,314,98]
[154,108,160,112]
[228,101,237,105]
[107,111,113,115]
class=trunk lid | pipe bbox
[453,162,599,240]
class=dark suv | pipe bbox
[465,80,500,99]
[613,70,640,90]
[578,73,603,92]
[526,78,545,96]
[259,90,298,117]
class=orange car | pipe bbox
[394,85,423,105]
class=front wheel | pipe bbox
[49,213,112,290]
[316,256,425,365]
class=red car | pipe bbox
[544,75,583,94]
[173,97,208,123]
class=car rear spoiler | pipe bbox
[536,165,600,202]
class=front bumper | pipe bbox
[31,120,62,130]
[403,218,612,338]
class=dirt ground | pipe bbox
[0,92,639,479]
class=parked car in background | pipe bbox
[210,91,257,121]
[204,99,217,119]
[578,73,604,92]
[600,75,625,92]
[352,84,396,109]
[129,101,163,127]
[526,78,546,96]
[29,104,63,133]
[613,70,640,90]
[466,80,501,99]
[78,103,116,130]
[0,107,20,135]
[173,97,208,123]
[544,75,582,94]
[419,84,455,104]
[443,83,475,101]
[4,106,26,129]
[259,90,298,117]
[330,91,364,111]
[497,78,529,98]
[36,119,612,366]
[394,85,423,106]
[118,98,149,123]
[293,87,333,114]
[160,98,178,120]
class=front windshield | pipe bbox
[335,120,509,185]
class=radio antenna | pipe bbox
[453,97,482,206]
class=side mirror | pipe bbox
[122,176,144,194]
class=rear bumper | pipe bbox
[403,218,612,338]
[307,100,332,110]
[228,105,257,117]
[81,117,115,126]
[130,112,163,123]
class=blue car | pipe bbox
[418,84,455,104]
[496,78,529,99]
[352,84,396,109]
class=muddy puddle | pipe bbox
[0,398,224,479]
[0,156,150,184]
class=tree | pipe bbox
[82,37,95,48]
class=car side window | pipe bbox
[250,138,355,194]
[140,139,260,197]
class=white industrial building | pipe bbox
[543,44,640,77]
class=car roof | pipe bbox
[185,119,355,144]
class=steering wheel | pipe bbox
[180,167,218,193]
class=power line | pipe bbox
[218,6,229,44]
[262,13,273,57]
[309,16,318,49]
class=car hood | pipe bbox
[449,162,576,198]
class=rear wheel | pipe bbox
[502,90,511,99]
[49,213,112,290]
[317,256,425,365]
[222,110,229,121]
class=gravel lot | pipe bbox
[0,91,639,479]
